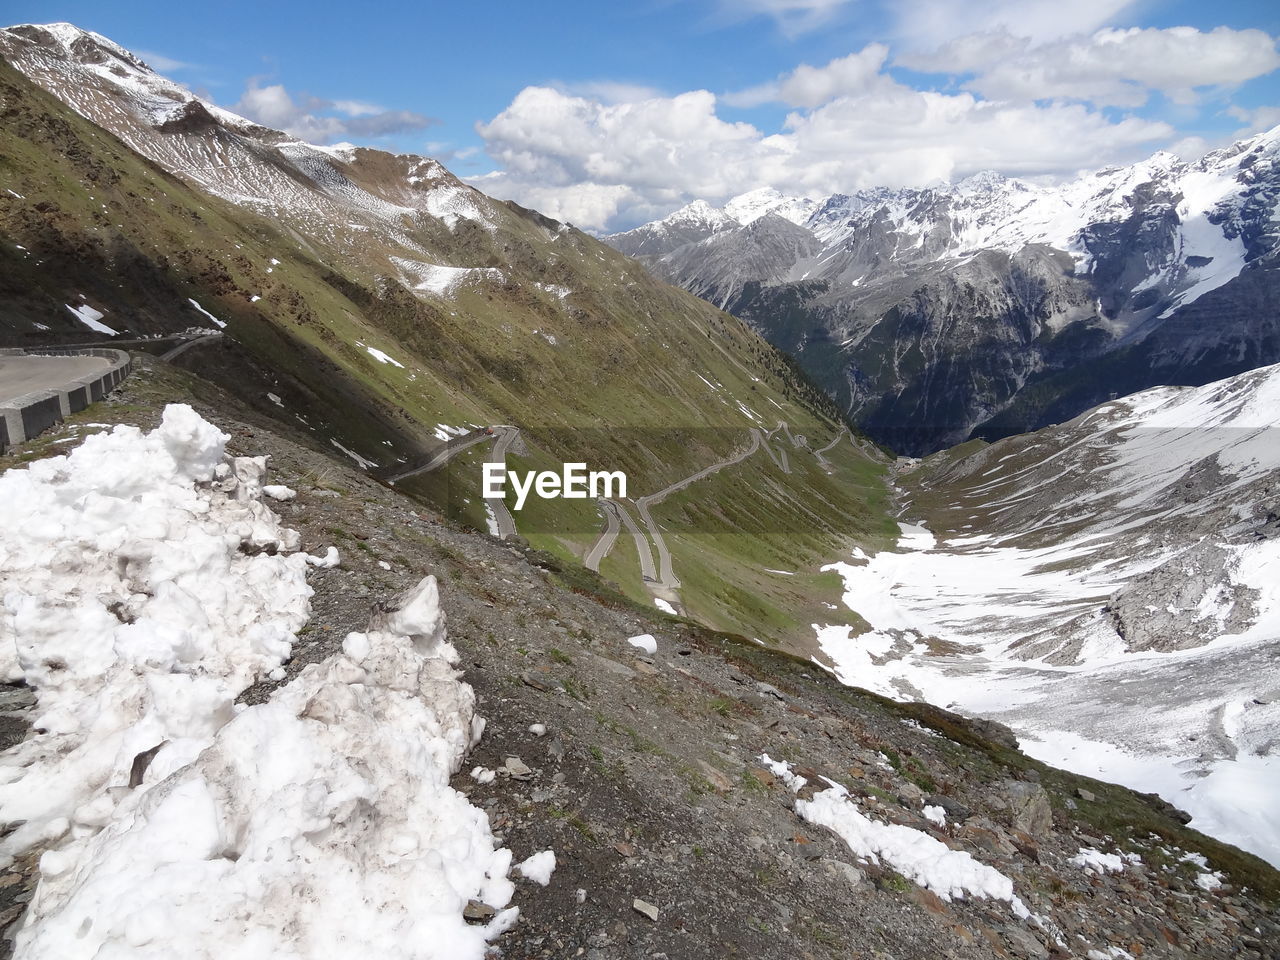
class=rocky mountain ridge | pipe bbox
[607,132,1280,454]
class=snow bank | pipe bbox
[0,405,539,958]
[18,577,521,958]
[0,405,309,860]
[1069,847,1136,874]
[63,302,118,336]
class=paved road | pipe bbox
[160,332,222,362]
[0,354,110,405]
[484,426,520,540]
[584,499,621,571]
[759,429,790,473]
[613,419,844,595]
[385,430,495,484]
[616,501,658,582]
[814,426,850,468]
[380,424,520,540]
[586,498,658,580]
[634,429,765,589]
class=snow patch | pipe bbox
[626,634,657,656]
[63,303,117,336]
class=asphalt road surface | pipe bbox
[0,354,110,405]
[484,426,520,539]
[385,430,496,484]
[160,332,222,362]
[584,499,621,571]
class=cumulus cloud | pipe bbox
[903,26,1280,107]
[1227,104,1280,137]
[724,45,890,108]
[473,76,1172,231]
[233,80,434,144]
[468,5,1277,233]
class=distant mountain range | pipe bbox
[607,135,1280,454]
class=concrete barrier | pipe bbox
[0,347,133,452]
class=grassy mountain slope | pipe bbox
[0,48,890,654]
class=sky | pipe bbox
[7,0,1280,231]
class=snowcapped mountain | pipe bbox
[722,187,817,227]
[818,361,1280,865]
[0,22,497,253]
[606,132,1280,455]
[609,188,819,259]
[606,198,740,258]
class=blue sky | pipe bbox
[7,0,1280,229]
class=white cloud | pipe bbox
[233,81,433,143]
[724,45,890,108]
[474,75,1172,231]
[904,26,1280,108]
[1227,104,1280,137]
[134,50,191,73]
[470,7,1276,233]
[332,99,383,117]
[890,0,1136,49]
[560,81,666,104]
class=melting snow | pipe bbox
[0,405,545,956]
[187,298,226,329]
[330,439,377,470]
[764,757,1024,909]
[63,303,117,336]
[627,634,658,656]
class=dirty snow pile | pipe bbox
[761,755,1027,914]
[0,405,541,958]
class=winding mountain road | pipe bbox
[385,430,496,484]
[583,419,860,606]
[633,429,766,589]
[160,332,222,362]
[584,499,621,571]
[586,498,658,581]
[484,426,520,540]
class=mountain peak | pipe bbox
[663,198,738,228]
[724,187,817,227]
[952,170,1008,194]
[3,22,145,71]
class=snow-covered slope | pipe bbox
[606,132,1280,455]
[815,363,1280,865]
[606,199,741,258]
[723,187,817,227]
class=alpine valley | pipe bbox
[1,19,1279,960]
